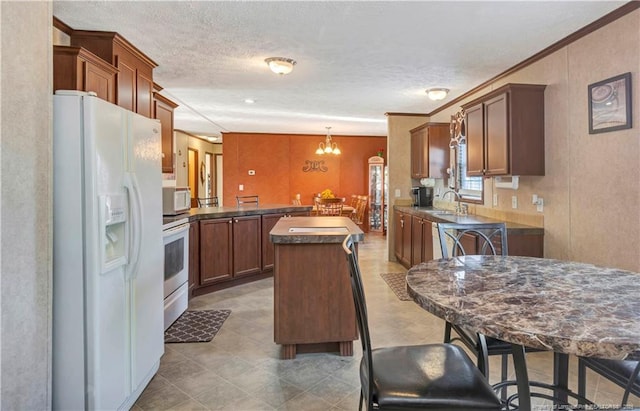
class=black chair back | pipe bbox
[437,222,508,257]
[342,235,374,407]
[197,197,219,207]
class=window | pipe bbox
[455,143,483,202]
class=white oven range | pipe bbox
[162,217,189,330]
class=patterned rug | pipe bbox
[164,309,231,343]
[379,272,411,301]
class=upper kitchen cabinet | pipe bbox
[153,84,178,173]
[70,31,157,118]
[462,83,546,177]
[53,46,117,103]
[410,122,450,179]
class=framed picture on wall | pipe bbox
[588,72,632,134]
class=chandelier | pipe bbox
[315,127,341,155]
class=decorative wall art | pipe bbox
[588,72,632,134]
[302,160,328,172]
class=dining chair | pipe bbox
[236,195,259,206]
[436,222,542,395]
[316,198,343,216]
[197,197,219,207]
[577,357,640,408]
[342,235,502,411]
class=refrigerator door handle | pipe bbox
[124,172,143,280]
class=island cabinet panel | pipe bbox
[274,243,357,358]
[199,218,233,285]
[261,212,310,271]
[232,216,262,278]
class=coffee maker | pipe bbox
[411,186,433,207]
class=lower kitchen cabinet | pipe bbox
[411,216,433,265]
[199,216,262,286]
[393,210,412,267]
[188,221,199,297]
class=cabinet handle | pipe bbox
[234,219,238,223]
[228,220,232,224]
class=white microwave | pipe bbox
[162,187,191,215]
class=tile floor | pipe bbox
[135,234,638,410]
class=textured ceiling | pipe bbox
[53,1,625,137]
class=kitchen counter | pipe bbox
[269,216,364,244]
[163,204,313,223]
[270,216,361,359]
[394,206,544,235]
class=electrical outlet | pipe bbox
[493,193,498,207]
[395,189,401,198]
[532,194,538,204]
[512,196,518,209]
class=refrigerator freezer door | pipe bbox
[126,112,164,399]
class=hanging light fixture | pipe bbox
[315,127,341,155]
[265,57,296,75]
[426,88,450,101]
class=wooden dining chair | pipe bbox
[351,195,368,225]
[578,357,640,408]
[236,195,259,206]
[197,197,219,207]
[316,198,343,216]
[436,222,542,397]
[342,235,502,411]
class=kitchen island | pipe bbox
[270,216,364,359]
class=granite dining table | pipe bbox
[406,255,640,410]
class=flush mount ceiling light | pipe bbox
[426,88,450,101]
[265,57,296,75]
[315,127,341,155]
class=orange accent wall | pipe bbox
[222,132,387,206]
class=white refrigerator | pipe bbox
[53,91,164,410]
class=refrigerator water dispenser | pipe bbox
[100,194,127,272]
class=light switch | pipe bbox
[394,189,401,198]
[239,184,244,191]
[511,196,518,209]
[493,194,498,207]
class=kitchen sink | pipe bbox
[429,210,457,216]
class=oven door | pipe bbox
[163,222,189,298]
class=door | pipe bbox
[233,215,262,277]
[84,96,130,409]
[127,111,164,393]
[188,148,199,207]
[484,93,510,175]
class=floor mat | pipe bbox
[379,272,411,301]
[164,309,231,343]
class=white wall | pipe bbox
[1,2,52,408]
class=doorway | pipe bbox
[188,147,198,208]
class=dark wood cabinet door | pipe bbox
[484,93,509,175]
[394,210,404,262]
[411,216,424,266]
[460,232,478,255]
[153,93,177,173]
[136,72,153,118]
[199,219,233,284]
[188,221,200,294]
[401,213,412,267]
[115,57,136,112]
[410,126,429,178]
[427,124,451,179]
[261,213,284,271]
[465,103,485,176]
[232,215,262,278]
[421,219,434,262]
[53,46,116,104]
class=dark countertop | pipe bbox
[270,216,364,244]
[163,204,313,224]
[394,206,544,235]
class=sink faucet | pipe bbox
[441,190,467,215]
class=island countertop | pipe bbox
[270,216,364,244]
